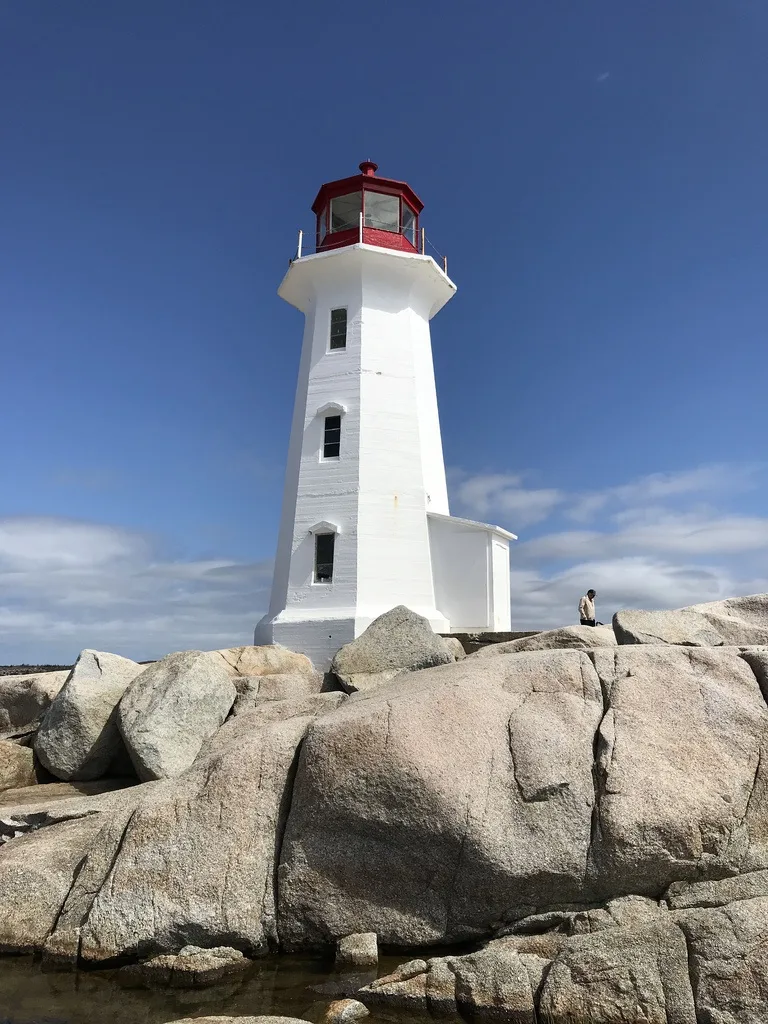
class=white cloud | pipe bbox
[450,462,768,631]
[510,557,768,631]
[0,517,147,571]
[567,464,760,525]
[520,512,768,562]
[453,473,563,527]
[0,517,270,664]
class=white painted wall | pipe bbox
[491,539,512,629]
[428,513,513,632]
[255,244,457,667]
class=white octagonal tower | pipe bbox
[255,161,515,668]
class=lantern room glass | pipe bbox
[402,203,416,245]
[364,192,400,232]
[330,192,362,233]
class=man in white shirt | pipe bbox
[579,589,597,626]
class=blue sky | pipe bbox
[1,0,767,662]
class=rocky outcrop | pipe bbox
[118,651,236,781]
[612,608,725,646]
[0,739,37,793]
[613,593,768,648]
[538,919,696,1023]
[278,649,604,948]
[589,645,768,891]
[686,593,768,645]
[360,943,542,1021]
[473,624,616,656]
[1,604,768,1024]
[360,897,695,1023]
[674,893,768,1023]
[331,606,454,692]
[0,670,68,739]
[35,650,142,781]
[0,814,107,952]
[120,944,249,987]
[42,692,344,964]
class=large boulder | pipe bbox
[43,693,345,964]
[0,740,37,793]
[278,644,768,950]
[278,649,604,948]
[538,919,696,1024]
[118,651,236,781]
[588,646,768,893]
[612,608,725,646]
[473,624,616,656]
[35,650,143,781]
[330,606,454,693]
[0,670,68,739]
[686,593,768,646]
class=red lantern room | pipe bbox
[312,161,423,254]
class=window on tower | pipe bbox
[364,191,399,232]
[314,532,335,583]
[330,192,362,233]
[323,415,341,458]
[402,203,416,245]
[329,308,347,350]
[318,207,327,243]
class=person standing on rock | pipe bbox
[579,589,598,626]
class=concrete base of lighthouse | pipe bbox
[254,605,450,671]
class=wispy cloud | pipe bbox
[453,472,563,527]
[0,516,271,664]
[451,462,768,628]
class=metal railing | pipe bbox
[290,214,449,275]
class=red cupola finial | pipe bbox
[359,160,378,176]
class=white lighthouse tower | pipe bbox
[255,162,515,668]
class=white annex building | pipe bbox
[255,161,515,668]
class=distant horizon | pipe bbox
[3,1,767,662]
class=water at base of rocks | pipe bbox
[0,953,403,1024]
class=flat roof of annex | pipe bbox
[311,161,424,216]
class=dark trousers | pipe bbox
[580,618,596,627]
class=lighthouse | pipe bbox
[255,162,515,668]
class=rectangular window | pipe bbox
[364,191,400,232]
[329,308,347,350]
[402,203,416,245]
[323,415,341,458]
[314,532,335,583]
[330,192,362,233]
[318,207,327,243]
